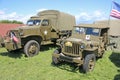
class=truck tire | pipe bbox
[83,54,96,73]
[52,49,60,65]
[24,40,40,57]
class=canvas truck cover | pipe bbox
[109,20,120,36]
[78,23,109,29]
[95,20,120,36]
[37,10,76,31]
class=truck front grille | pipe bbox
[12,31,19,37]
[64,43,80,56]
[9,31,20,42]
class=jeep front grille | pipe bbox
[64,43,80,56]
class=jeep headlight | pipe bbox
[80,43,85,49]
[65,41,72,47]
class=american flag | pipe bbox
[110,1,120,19]
[10,32,19,43]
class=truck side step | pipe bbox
[41,41,54,45]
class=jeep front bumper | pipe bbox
[52,52,83,65]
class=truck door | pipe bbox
[40,19,51,40]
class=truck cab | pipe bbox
[27,17,57,41]
[52,24,109,73]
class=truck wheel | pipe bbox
[52,49,60,65]
[24,40,40,57]
[83,54,96,73]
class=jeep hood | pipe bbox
[65,38,87,45]
[66,36,99,45]
[66,38,84,43]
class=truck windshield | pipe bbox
[73,27,100,36]
[27,20,41,26]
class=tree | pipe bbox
[0,20,23,24]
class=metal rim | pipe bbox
[28,43,38,55]
[88,59,95,71]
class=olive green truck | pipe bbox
[95,20,120,51]
[0,10,75,57]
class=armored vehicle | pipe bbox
[52,24,109,73]
[0,10,75,57]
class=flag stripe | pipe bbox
[10,32,19,43]
[110,1,120,19]
[110,9,120,19]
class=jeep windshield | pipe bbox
[73,27,100,36]
[27,20,41,26]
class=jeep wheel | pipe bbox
[52,50,60,65]
[83,54,96,73]
[98,49,105,58]
[24,40,40,57]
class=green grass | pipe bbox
[0,45,120,80]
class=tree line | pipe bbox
[0,20,23,24]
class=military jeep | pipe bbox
[52,24,109,73]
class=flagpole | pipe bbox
[108,0,113,26]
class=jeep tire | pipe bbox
[24,40,40,57]
[52,49,60,65]
[83,54,96,73]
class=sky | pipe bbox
[0,0,120,24]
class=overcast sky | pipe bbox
[0,0,120,24]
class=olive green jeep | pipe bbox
[52,24,109,73]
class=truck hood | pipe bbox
[11,25,39,31]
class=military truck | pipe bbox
[52,24,109,73]
[95,20,120,51]
[0,10,75,57]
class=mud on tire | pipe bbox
[83,54,96,73]
[52,49,60,65]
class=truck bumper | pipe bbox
[4,42,22,51]
[52,52,83,65]
[0,34,22,51]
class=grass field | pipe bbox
[0,45,120,80]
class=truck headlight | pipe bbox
[20,32,24,36]
[19,29,24,36]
